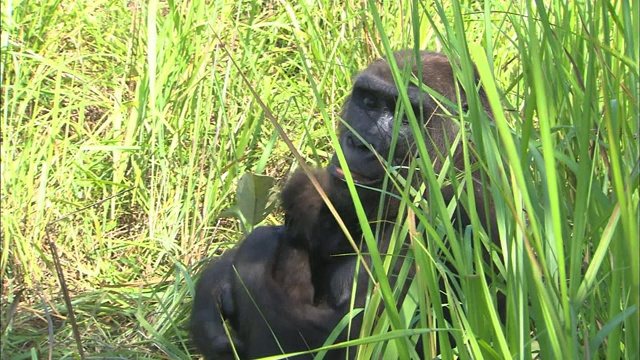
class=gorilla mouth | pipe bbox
[329,163,382,186]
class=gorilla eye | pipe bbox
[362,95,378,109]
[400,107,420,125]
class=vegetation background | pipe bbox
[1,0,638,359]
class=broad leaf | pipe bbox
[232,173,276,231]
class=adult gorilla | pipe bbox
[190,50,495,359]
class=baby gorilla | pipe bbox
[191,169,358,359]
[191,50,496,359]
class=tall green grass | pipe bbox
[1,0,637,359]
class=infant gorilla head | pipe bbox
[190,50,494,359]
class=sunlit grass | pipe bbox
[1,0,637,359]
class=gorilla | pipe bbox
[190,50,495,359]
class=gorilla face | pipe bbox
[327,51,476,228]
[329,51,473,214]
[330,67,422,185]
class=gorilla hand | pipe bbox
[190,248,245,360]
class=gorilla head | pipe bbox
[333,51,479,183]
[287,51,490,259]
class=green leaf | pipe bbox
[235,173,276,230]
[589,305,637,355]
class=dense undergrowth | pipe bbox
[1,0,638,359]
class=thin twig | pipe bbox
[44,186,135,360]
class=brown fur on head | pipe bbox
[280,169,330,245]
[364,51,489,110]
[279,167,363,260]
